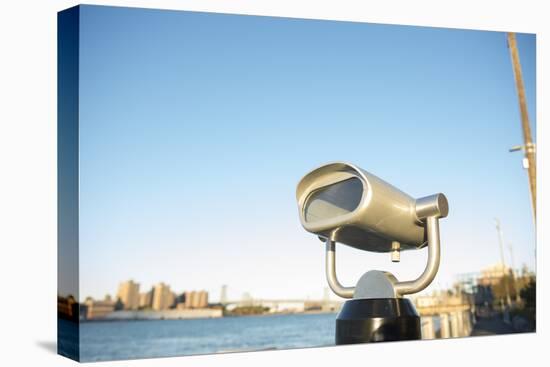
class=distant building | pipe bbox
[220,285,228,304]
[198,290,208,308]
[139,289,154,309]
[105,308,223,320]
[117,280,140,310]
[85,296,116,319]
[58,295,78,321]
[183,291,195,308]
[152,283,174,310]
[478,263,512,287]
[184,290,208,308]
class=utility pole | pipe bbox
[507,33,536,223]
[494,218,512,307]
[508,243,521,304]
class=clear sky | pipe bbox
[77,5,536,302]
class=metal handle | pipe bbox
[394,216,441,296]
[325,238,355,298]
[325,215,441,299]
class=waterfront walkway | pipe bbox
[471,316,516,336]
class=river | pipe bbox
[75,313,337,362]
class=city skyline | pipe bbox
[84,259,535,305]
[85,279,334,304]
[74,6,536,302]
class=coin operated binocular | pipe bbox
[296,162,449,344]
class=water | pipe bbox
[78,313,337,362]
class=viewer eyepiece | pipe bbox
[297,162,447,253]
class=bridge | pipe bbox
[223,298,342,313]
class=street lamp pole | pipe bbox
[508,243,521,304]
[494,218,512,307]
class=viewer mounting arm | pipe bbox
[321,191,447,299]
[325,238,355,298]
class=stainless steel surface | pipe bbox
[394,216,441,296]
[325,214,443,298]
[415,194,449,221]
[296,162,427,253]
[325,238,355,299]
[391,241,400,262]
[353,270,398,299]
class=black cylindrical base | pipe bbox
[336,298,421,344]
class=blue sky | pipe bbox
[77,5,536,302]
